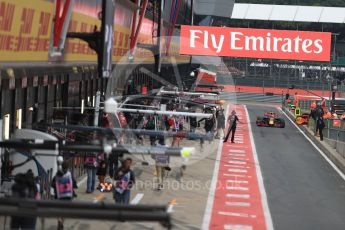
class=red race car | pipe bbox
[256,112,285,128]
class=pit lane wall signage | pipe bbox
[180,25,332,62]
[0,0,187,63]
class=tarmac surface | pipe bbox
[247,104,345,230]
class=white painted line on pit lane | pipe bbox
[227,179,248,184]
[228,153,246,156]
[228,168,248,173]
[226,194,250,199]
[280,108,345,181]
[228,157,249,161]
[218,211,256,218]
[226,201,251,207]
[224,173,252,178]
[228,154,246,157]
[227,152,245,162]
[224,224,253,230]
[224,165,250,169]
[231,146,249,149]
[230,166,250,169]
[130,193,144,205]
[228,160,247,165]
[244,105,274,230]
[202,105,229,230]
[234,139,244,142]
[226,186,249,191]
[229,149,246,153]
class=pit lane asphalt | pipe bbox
[247,104,345,230]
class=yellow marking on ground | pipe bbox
[94,193,105,202]
[170,198,178,205]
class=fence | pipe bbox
[223,57,345,80]
[217,75,341,91]
[297,100,332,112]
[232,77,333,91]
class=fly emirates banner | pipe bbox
[180,26,332,62]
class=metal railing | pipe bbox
[0,198,172,229]
[217,75,335,91]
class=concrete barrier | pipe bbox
[336,141,345,158]
[325,139,337,149]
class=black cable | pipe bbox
[10,157,33,170]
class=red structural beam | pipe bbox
[53,0,71,47]
[130,0,148,53]
[53,0,62,47]
[130,0,139,51]
[166,0,182,55]
[167,0,176,38]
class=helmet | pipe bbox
[218,100,225,105]
[105,177,112,184]
[57,156,64,165]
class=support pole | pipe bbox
[0,141,197,157]
[48,124,214,140]
[114,108,213,118]
[160,90,218,97]
[0,119,2,186]
[94,91,101,126]
[100,0,115,78]
[0,198,171,228]
[157,0,164,73]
